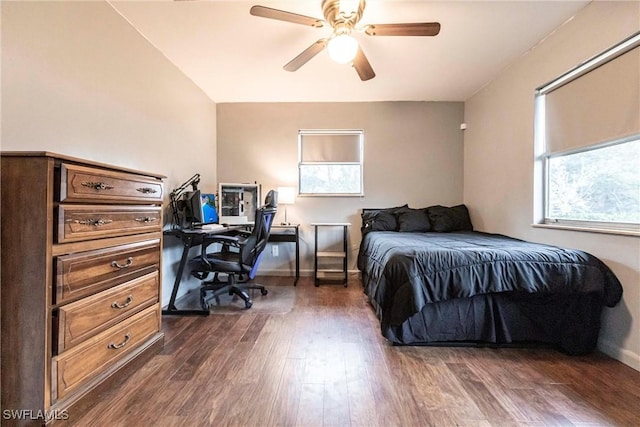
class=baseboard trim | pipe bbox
[256,268,361,277]
[598,338,640,372]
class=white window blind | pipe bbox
[544,45,640,153]
[300,133,362,162]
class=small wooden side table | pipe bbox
[311,223,350,287]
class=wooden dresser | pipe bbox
[1,152,165,425]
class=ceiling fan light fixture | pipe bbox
[327,33,359,64]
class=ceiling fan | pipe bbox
[250,0,441,81]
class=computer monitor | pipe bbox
[200,193,218,224]
[182,190,204,226]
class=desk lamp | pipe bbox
[277,186,296,225]
[169,173,200,230]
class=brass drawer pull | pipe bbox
[81,181,114,191]
[135,217,158,223]
[111,295,133,309]
[136,187,158,194]
[111,257,133,269]
[74,218,113,227]
[107,333,131,349]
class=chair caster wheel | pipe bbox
[261,289,268,296]
[200,291,209,311]
[245,300,253,309]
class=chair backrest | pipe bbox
[240,191,278,269]
[264,189,278,209]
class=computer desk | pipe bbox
[162,225,243,316]
[163,223,300,315]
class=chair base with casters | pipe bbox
[194,271,268,310]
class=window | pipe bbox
[535,32,640,234]
[546,137,639,225]
[298,129,364,196]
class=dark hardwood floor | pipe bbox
[72,276,640,426]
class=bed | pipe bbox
[357,205,623,355]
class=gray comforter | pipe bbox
[358,231,623,330]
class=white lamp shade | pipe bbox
[277,186,296,205]
[327,34,358,64]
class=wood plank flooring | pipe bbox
[71,276,640,426]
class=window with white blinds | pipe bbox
[535,32,640,234]
[298,129,364,196]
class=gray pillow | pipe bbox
[361,205,408,233]
[396,208,431,232]
[426,204,473,232]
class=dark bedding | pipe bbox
[358,230,623,354]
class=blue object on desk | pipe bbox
[201,193,218,224]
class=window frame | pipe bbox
[297,129,364,197]
[534,32,640,236]
[541,135,640,233]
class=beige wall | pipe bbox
[1,1,217,306]
[464,1,640,370]
[217,101,465,274]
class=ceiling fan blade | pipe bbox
[250,5,324,28]
[284,39,327,72]
[364,22,441,37]
[353,46,375,81]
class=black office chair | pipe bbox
[189,190,278,309]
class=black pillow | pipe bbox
[396,208,431,232]
[427,204,473,232]
[361,205,408,233]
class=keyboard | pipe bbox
[200,223,225,231]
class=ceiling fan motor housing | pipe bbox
[322,0,366,31]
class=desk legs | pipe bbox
[162,235,209,316]
[294,227,299,286]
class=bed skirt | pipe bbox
[364,274,603,355]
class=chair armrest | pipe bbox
[201,234,240,253]
[202,234,239,244]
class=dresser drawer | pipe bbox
[60,163,163,204]
[57,205,162,243]
[52,304,160,401]
[55,272,159,353]
[55,239,160,303]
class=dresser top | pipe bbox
[1,151,166,179]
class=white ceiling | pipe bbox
[110,0,590,103]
